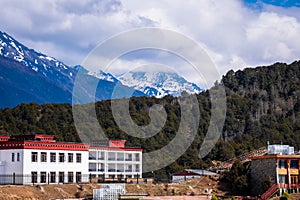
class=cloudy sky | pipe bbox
[1,0,300,88]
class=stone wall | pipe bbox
[249,158,277,196]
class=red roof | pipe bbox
[0,135,89,151]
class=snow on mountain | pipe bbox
[117,70,203,98]
[0,31,75,83]
[88,70,119,83]
[0,31,145,108]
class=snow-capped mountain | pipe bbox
[0,31,75,85]
[0,31,145,108]
[88,70,119,83]
[117,71,203,98]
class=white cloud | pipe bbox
[0,0,300,87]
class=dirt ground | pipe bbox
[0,175,228,199]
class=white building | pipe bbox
[0,135,143,184]
[88,140,142,179]
[0,135,89,184]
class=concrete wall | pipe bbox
[249,158,277,195]
[23,149,89,184]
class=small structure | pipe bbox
[93,184,125,200]
[171,169,217,183]
[249,143,300,198]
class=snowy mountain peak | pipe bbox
[117,70,202,98]
[0,31,72,79]
[88,70,119,83]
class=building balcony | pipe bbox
[108,169,116,172]
[125,169,132,172]
[98,169,104,172]
[89,157,96,160]
[89,169,97,172]
[98,157,105,160]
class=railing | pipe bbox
[261,184,279,200]
[261,183,300,200]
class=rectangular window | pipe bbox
[68,172,73,183]
[11,153,14,162]
[17,153,20,162]
[59,172,64,183]
[31,171,37,183]
[76,172,81,183]
[279,175,287,184]
[59,153,65,162]
[50,172,56,183]
[278,160,286,169]
[31,152,38,162]
[76,153,81,163]
[40,172,46,183]
[68,153,73,162]
[41,152,47,162]
[290,160,298,169]
[50,153,56,162]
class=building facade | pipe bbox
[249,144,300,196]
[0,135,142,184]
[88,140,142,179]
[0,135,89,184]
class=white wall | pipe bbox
[0,149,24,175]
[22,149,89,184]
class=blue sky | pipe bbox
[0,0,300,87]
[243,0,300,8]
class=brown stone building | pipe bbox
[249,144,300,197]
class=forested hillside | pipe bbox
[0,61,300,175]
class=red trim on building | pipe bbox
[0,135,142,152]
[109,140,126,148]
[0,136,10,141]
[0,141,89,151]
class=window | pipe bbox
[279,175,287,184]
[17,153,20,162]
[68,172,73,183]
[40,172,46,183]
[290,160,298,169]
[68,153,73,162]
[50,172,56,183]
[11,153,15,162]
[76,153,81,163]
[31,152,38,162]
[31,171,37,183]
[76,172,81,183]
[135,164,140,172]
[278,160,287,169]
[59,153,65,162]
[59,172,64,183]
[135,153,140,161]
[41,152,47,162]
[50,153,56,162]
